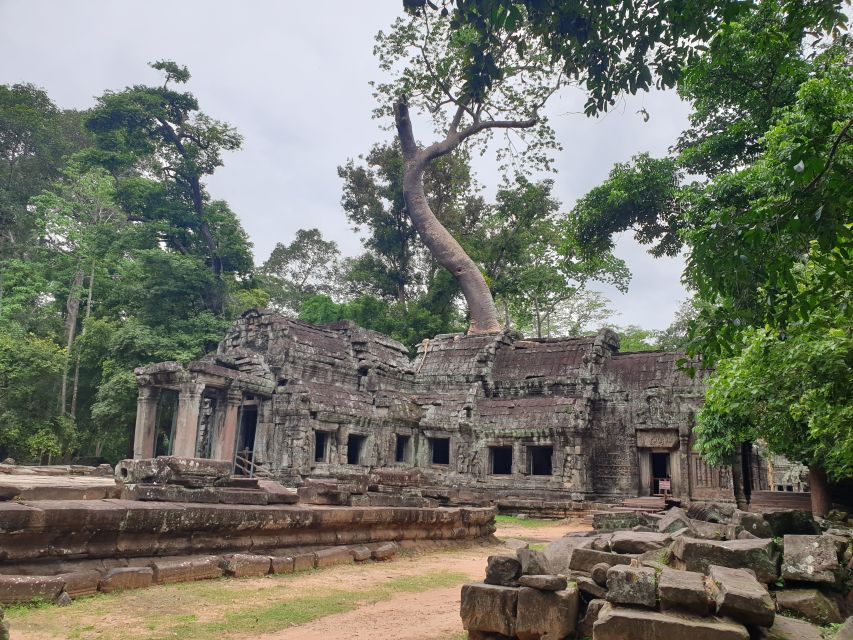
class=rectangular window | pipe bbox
[528,446,553,476]
[490,446,513,475]
[314,431,328,463]
[347,434,366,465]
[430,437,450,465]
[395,434,411,463]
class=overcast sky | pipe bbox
[1,0,692,331]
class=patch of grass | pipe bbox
[8,570,469,640]
[495,515,563,529]
[528,543,546,552]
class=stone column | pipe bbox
[133,386,161,459]
[172,382,205,458]
[212,389,242,462]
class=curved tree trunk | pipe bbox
[731,446,748,511]
[809,465,831,517]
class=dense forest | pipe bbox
[0,0,850,508]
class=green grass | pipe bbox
[528,543,546,551]
[8,570,469,640]
[495,514,564,528]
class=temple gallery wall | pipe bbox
[133,309,743,505]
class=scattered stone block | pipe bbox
[55,591,72,606]
[150,556,222,584]
[518,575,566,591]
[99,567,153,593]
[593,603,749,640]
[315,547,355,568]
[733,510,773,538]
[503,538,529,551]
[671,537,779,583]
[609,531,671,553]
[658,568,710,616]
[761,510,819,536]
[219,553,271,577]
[577,598,607,638]
[270,556,295,574]
[543,535,593,574]
[591,562,609,587]
[293,553,317,572]
[708,565,775,627]
[517,548,550,575]
[658,507,693,534]
[605,565,657,608]
[460,583,518,637]
[484,555,521,586]
[781,535,839,584]
[690,519,728,540]
[575,575,606,599]
[255,479,299,504]
[774,588,843,625]
[755,614,824,640]
[350,545,372,562]
[371,542,397,561]
[568,548,633,573]
[835,616,853,640]
[0,575,64,604]
[57,570,101,598]
[516,585,578,640]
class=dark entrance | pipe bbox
[237,406,257,454]
[430,437,450,465]
[314,431,328,462]
[651,451,669,494]
[529,446,553,476]
[395,434,410,463]
[490,446,513,475]
[347,434,366,465]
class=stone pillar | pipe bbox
[212,389,242,462]
[172,382,205,458]
[133,386,161,459]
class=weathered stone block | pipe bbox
[708,565,775,627]
[0,574,64,603]
[315,547,354,568]
[577,598,607,638]
[516,585,578,640]
[516,548,550,575]
[517,574,566,591]
[568,548,633,573]
[591,562,609,587]
[371,542,397,561]
[658,506,693,534]
[293,553,317,572]
[484,555,521,586]
[99,567,153,593]
[270,556,295,574]
[761,510,819,536]
[593,603,750,640]
[150,556,222,584]
[781,535,839,584]
[503,538,529,551]
[609,531,671,554]
[658,568,710,616]
[733,510,773,538]
[755,615,824,640]
[575,575,606,599]
[58,570,101,598]
[350,545,372,562]
[460,583,517,637]
[219,553,271,577]
[774,588,843,625]
[605,565,657,608]
[671,537,779,583]
[835,616,853,640]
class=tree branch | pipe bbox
[420,116,539,165]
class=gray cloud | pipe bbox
[1,0,690,330]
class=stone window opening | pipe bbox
[490,446,513,475]
[528,446,553,476]
[314,431,330,463]
[429,437,450,465]
[347,434,366,465]
[395,434,411,463]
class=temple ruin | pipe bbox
[132,309,738,508]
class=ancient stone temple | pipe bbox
[133,309,735,508]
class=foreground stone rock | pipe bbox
[774,588,843,624]
[658,507,693,534]
[609,531,671,554]
[517,548,550,576]
[516,585,578,640]
[605,565,657,608]
[150,556,222,584]
[593,603,749,640]
[371,542,398,561]
[671,537,779,583]
[754,614,825,640]
[0,575,64,604]
[543,536,593,575]
[591,562,609,587]
[577,598,607,638]
[517,574,566,591]
[761,510,819,536]
[708,565,775,627]
[836,616,853,640]
[484,555,522,586]
[315,547,355,568]
[781,535,839,584]
[575,575,606,599]
[732,510,773,538]
[56,570,100,598]
[568,548,633,573]
[460,583,517,637]
[658,568,710,616]
[98,567,153,593]
[219,553,271,577]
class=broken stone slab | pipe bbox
[708,565,775,627]
[836,616,853,640]
[690,519,729,540]
[575,575,606,599]
[460,583,518,637]
[659,506,694,534]
[609,531,671,554]
[590,535,612,552]
[293,552,317,572]
[116,456,232,485]
[255,479,299,504]
[484,555,521,587]
[658,568,711,616]
[543,535,594,574]
[774,588,843,625]
[315,547,355,568]
[577,598,607,639]
[503,538,529,551]
[56,570,101,598]
[350,545,372,562]
[781,535,839,584]
[371,542,397,561]
[518,575,567,591]
[0,574,64,604]
[733,510,774,538]
[568,548,633,573]
[605,565,657,608]
[516,585,579,640]
[98,567,153,593]
[219,553,271,577]
[591,562,609,587]
[517,548,550,575]
[671,537,779,583]
[754,615,824,640]
[760,510,820,536]
[593,603,749,640]
[150,555,222,584]
[270,556,295,574]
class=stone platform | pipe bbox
[0,475,120,501]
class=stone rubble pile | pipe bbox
[461,505,853,639]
